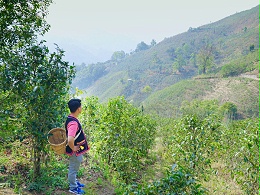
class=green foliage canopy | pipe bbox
[0,0,75,179]
[0,0,52,50]
[135,41,149,52]
[111,50,126,61]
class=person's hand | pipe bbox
[73,145,79,152]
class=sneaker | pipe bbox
[77,180,85,188]
[69,187,85,194]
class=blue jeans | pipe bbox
[68,154,83,190]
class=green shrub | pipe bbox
[167,115,221,179]
[220,62,246,77]
[221,118,259,194]
[124,164,207,195]
[82,96,157,183]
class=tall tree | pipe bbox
[0,0,75,178]
[150,39,157,47]
[1,40,75,178]
[172,47,186,73]
[111,50,126,61]
[135,41,149,52]
[197,43,215,74]
[189,53,197,67]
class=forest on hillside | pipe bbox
[0,1,259,195]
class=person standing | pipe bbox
[65,99,89,194]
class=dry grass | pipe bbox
[202,162,244,195]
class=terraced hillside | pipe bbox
[143,75,259,118]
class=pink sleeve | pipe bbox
[67,121,78,137]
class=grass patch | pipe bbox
[202,162,244,195]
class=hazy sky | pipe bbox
[44,0,259,64]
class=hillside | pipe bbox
[142,76,259,118]
[72,5,259,117]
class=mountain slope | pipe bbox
[73,5,259,114]
[142,76,259,118]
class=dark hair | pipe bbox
[68,99,81,113]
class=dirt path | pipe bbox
[202,79,234,102]
[240,74,259,80]
[0,188,16,195]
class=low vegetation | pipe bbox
[0,96,258,195]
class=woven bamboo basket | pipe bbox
[48,128,67,155]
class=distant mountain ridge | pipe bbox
[73,5,259,117]
[44,31,138,65]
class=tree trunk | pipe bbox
[33,142,41,180]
